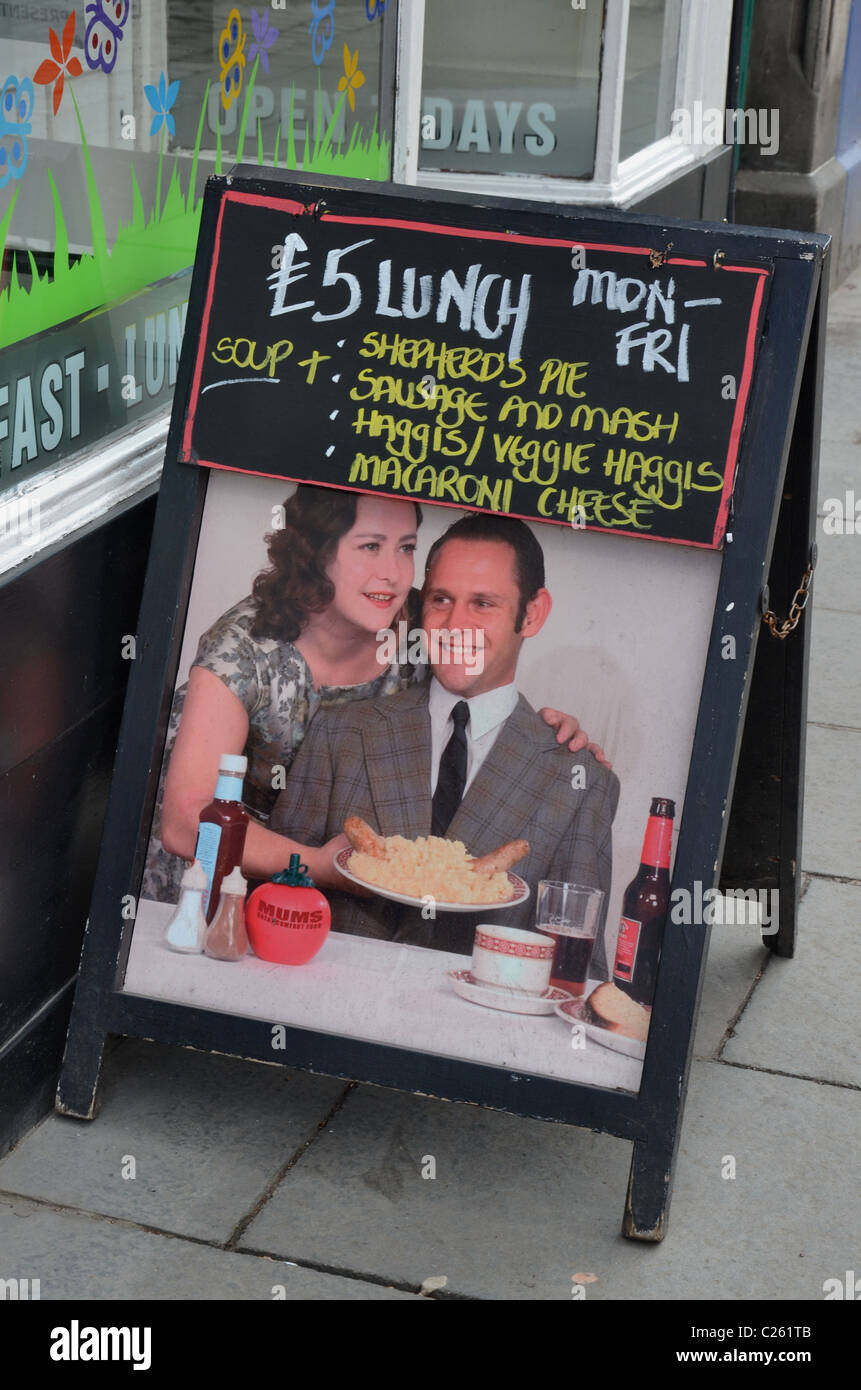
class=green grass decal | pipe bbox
[1,69,389,352]
[46,170,69,277]
[154,126,166,224]
[235,55,261,166]
[187,78,211,217]
[130,163,145,231]
[71,88,108,265]
[286,86,298,171]
[0,188,20,276]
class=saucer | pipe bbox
[448,969,573,1016]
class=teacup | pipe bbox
[471,924,555,995]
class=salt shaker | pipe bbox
[164,860,208,954]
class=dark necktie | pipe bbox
[431,700,470,836]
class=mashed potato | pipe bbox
[348,834,511,903]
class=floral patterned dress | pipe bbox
[142,595,417,904]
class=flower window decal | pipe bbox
[145,71,181,137]
[34,12,83,116]
[338,44,365,112]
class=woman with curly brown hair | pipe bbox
[142,485,603,904]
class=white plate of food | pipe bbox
[554,982,651,1059]
[334,818,531,914]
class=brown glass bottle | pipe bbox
[195,754,249,924]
[612,797,675,1007]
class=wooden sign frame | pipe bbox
[58,171,827,1240]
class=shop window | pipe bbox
[0,0,393,566]
[419,0,606,179]
[620,0,683,162]
[399,0,733,204]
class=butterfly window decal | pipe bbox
[84,0,130,75]
[219,8,246,110]
[0,76,34,189]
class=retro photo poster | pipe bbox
[59,171,826,1239]
[129,468,722,1097]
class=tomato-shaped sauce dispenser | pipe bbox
[245,855,331,965]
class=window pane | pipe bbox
[420,0,606,179]
[620,0,682,161]
[0,2,390,489]
[168,3,387,176]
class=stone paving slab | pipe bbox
[722,877,861,1087]
[801,725,861,879]
[821,320,860,445]
[816,437,861,514]
[0,1040,346,1244]
[242,1080,633,1299]
[0,1194,418,1300]
[826,275,861,318]
[808,532,861,613]
[807,606,861,729]
[818,312,860,505]
[693,923,769,1059]
[241,1062,859,1300]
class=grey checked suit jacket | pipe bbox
[269,683,621,967]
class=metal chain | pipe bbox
[761,562,814,639]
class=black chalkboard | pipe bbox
[181,183,771,548]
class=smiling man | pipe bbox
[269,512,620,962]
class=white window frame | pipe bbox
[393,0,734,205]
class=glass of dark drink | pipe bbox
[535,881,605,996]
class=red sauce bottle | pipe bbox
[195,754,249,924]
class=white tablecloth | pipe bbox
[124,900,642,1093]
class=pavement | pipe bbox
[1,273,859,1303]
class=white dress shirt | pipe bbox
[428,676,519,798]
